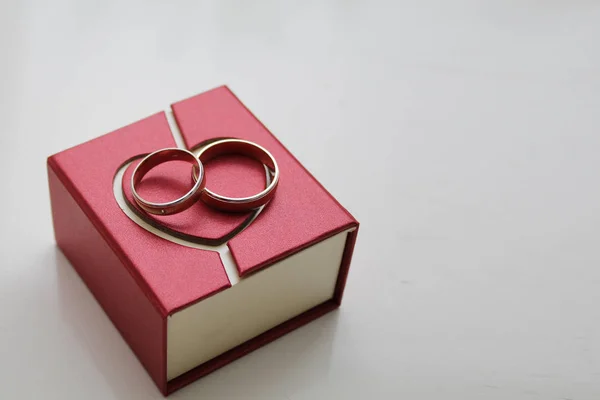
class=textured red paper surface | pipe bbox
[48,86,359,395]
[49,166,167,392]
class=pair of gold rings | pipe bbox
[131,139,279,215]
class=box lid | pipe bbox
[48,86,357,316]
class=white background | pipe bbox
[1,1,600,399]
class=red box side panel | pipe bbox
[48,165,167,393]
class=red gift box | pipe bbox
[47,86,359,395]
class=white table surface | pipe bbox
[1,1,600,399]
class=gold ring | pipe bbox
[131,148,206,215]
[192,139,279,212]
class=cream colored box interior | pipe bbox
[167,229,350,379]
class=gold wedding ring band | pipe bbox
[131,148,206,215]
[191,139,280,212]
